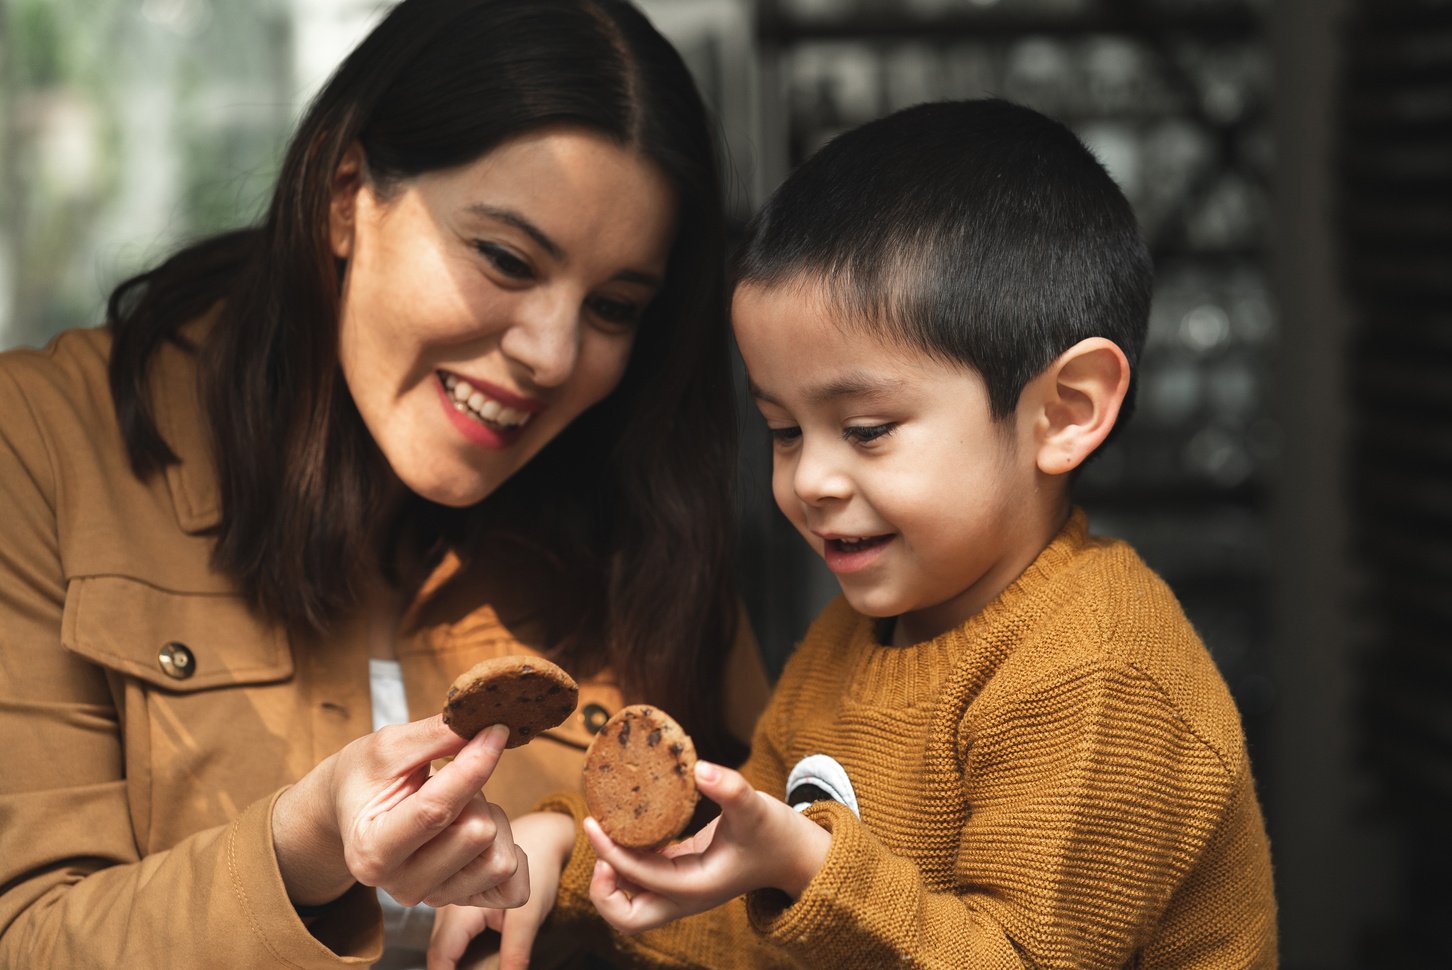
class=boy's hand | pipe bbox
[427,811,577,970]
[585,761,830,934]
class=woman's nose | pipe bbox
[499,290,580,388]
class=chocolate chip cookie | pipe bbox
[583,704,698,848]
[442,655,578,748]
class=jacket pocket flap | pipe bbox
[61,576,293,690]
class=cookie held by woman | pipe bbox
[443,656,579,747]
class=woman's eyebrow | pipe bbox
[467,204,563,260]
[466,203,661,288]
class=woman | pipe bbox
[0,1,768,967]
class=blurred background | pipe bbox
[1,0,1448,965]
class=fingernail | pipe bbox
[695,761,719,783]
[482,723,510,748]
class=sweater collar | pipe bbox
[883,507,1092,650]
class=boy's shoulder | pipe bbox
[981,530,1249,771]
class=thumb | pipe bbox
[693,761,758,818]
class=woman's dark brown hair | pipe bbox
[106,0,742,762]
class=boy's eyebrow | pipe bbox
[466,203,662,287]
[749,372,905,406]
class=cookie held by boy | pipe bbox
[442,656,578,748]
[584,704,698,848]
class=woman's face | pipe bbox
[330,127,676,507]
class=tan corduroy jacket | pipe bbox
[0,326,768,969]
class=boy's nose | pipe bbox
[790,443,852,506]
[499,290,580,388]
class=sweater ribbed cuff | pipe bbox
[745,799,857,948]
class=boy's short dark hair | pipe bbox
[735,98,1153,435]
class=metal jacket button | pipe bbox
[581,703,611,734]
[158,642,196,680]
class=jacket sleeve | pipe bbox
[743,663,1269,969]
[0,360,381,969]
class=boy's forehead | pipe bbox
[733,281,985,407]
[732,278,870,344]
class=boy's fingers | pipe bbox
[426,904,486,970]
[589,860,676,935]
[584,816,691,897]
[693,761,755,814]
[589,859,642,929]
[583,816,652,877]
[497,904,543,970]
[658,816,719,859]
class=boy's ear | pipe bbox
[1028,337,1131,476]
[327,142,367,261]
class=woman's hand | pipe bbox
[428,810,577,970]
[585,761,831,934]
[272,716,529,911]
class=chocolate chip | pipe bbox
[618,719,631,746]
[647,729,662,747]
[669,742,683,756]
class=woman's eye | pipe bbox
[767,426,802,445]
[474,241,533,280]
[843,423,895,444]
[587,295,644,330]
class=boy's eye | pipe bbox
[843,423,895,444]
[474,241,533,279]
[767,425,802,445]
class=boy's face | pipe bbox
[734,281,1054,646]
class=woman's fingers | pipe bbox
[355,723,509,872]
[431,840,531,910]
[390,799,518,907]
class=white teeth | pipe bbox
[439,373,533,430]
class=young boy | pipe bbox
[428,98,1277,970]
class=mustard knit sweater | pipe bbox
[542,510,1278,968]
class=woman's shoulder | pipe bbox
[0,325,113,395]
[0,326,117,461]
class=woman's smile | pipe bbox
[434,371,539,449]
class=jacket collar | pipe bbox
[150,317,222,534]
